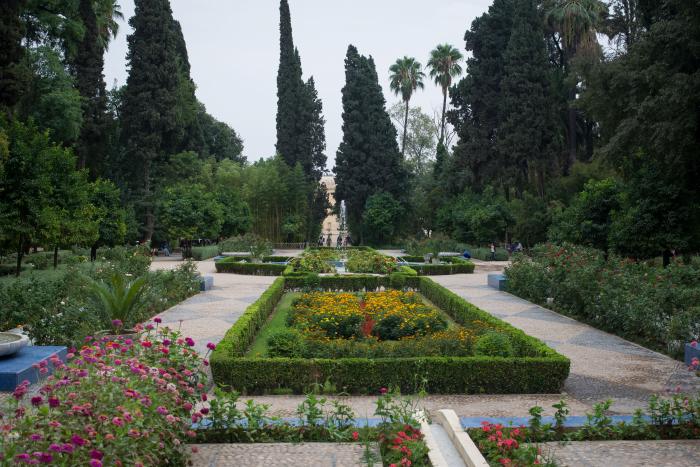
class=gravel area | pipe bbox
[189,443,377,467]
[546,440,700,466]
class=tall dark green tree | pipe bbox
[448,0,514,192]
[275,0,325,181]
[119,0,184,240]
[498,0,559,197]
[73,0,109,174]
[334,45,407,242]
[0,0,27,112]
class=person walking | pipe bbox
[490,243,496,261]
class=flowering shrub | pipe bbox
[0,322,211,466]
[506,243,700,357]
[471,422,554,466]
[346,249,398,274]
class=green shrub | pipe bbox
[474,331,514,357]
[191,245,220,261]
[267,329,306,358]
[25,252,52,270]
[346,249,398,274]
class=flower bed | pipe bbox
[0,323,211,466]
[345,250,399,274]
[210,276,569,394]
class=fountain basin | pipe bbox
[0,332,29,357]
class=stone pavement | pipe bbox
[150,258,275,356]
[190,442,376,467]
[545,440,700,466]
[432,271,700,413]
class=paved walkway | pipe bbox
[150,258,275,355]
[190,443,375,466]
[546,440,700,466]
[432,271,700,413]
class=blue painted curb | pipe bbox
[460,415,651,429]
[193,417,385,430]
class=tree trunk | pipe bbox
[402,99,409,155]
[15,234,23,277]
[440,88,447,144]
[53,245,59,269]
[566,88,577,173]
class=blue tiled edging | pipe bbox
[487,274,507,291]
[193,417,384,430]
[0,346,67,391]
[460,415,646,429]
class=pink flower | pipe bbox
[201,393,207,401]
[48,397,60,408]
[61,443,74,454]
[89,460,102,467]
[111,319,123,328]
[183,402,193,411]
[185,337,195,347]
[31,396,43,406]
[48,444,61,453]
[145,324,154,331]
[154,317,162,324]
[379,387,388,395]
[156,406,168,415]
[691,340,698,349]
[70,434,86,446]
[162,339,171,346]
[200,407,209,415]
[141,341,152,349]
[36,452,53,463]
[191,446,199,453]
[112,417,124,427]
[206,342,216,351]
[30,434,43,441]
[90,450,103,460]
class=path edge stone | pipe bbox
[435,409,489,467]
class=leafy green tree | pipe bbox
[498,0,560,197]
[362,192,404,246]
[389,57,425,154]
[156,183,224,255]
[549,178,620,252]
[197,102,245,162]
[119,0,186,240]
[582,0,700,258]
[389,103,437,177]
[89,178,127,260]
[510,192,551,247]
[23,46,83,145]
[0,119,79,275]
[427,44,463,144]
[334,45,407,242]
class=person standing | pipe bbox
[490,243,496,261]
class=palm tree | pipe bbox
[94,0,123,51]
[427,44,463,144]
[544,0,606,169]
[389,57,425,155]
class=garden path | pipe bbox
[545,439,700,466]
[190,443,377,466]
[432,271,700,413]
[149,257,275,356]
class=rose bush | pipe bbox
[0,321,212,466]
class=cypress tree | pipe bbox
[275,0,304,169]
[0,0,27,112]
[498,0,558,197]
[275,0,325,181]
[73,0,109,174]
[449,0,513,192]
[334,45,406,241]
[120,0,183,240]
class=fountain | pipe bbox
[0,332,29,357]
[0,331,66,391]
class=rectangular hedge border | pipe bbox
[210,276,569,394]
[397,257,475,275]
[215,257,287,276]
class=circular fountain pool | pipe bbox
[0,332,29,357]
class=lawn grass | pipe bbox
[245,292,300,357]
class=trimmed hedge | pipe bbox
[191,246,220,261]
[397,257,476,275]
[211,277,570,394]
[215,257,287,276]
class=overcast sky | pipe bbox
[104,0,493,168]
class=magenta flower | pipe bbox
[14,454,30,462]
[185,337,195,347]
[89,460,103,467]
[61,444,74,454]
[692,340,698,349]
[145,324,154,331]
[111,319,123,328]
[112,416,124,427]
[36,452,52,463]
[47,396,60,408]
[162,339,171,346]
[30,396,43,406]
[70,434,86,446]
[89,449,103,460]
[206,342,216,351]
[156,406,169,415]
[30,434,43,441]
[48,444,61,453]
[154,317,162,324]
[200,407,209,415]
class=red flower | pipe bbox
[352,431,359,441]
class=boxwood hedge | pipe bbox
[210,276,570,394]
[397,256,476,275]
[215,257,288,276]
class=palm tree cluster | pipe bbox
[389,44,463,155]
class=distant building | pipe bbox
[320,175,339,236]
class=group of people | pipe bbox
[317,233,351,248]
